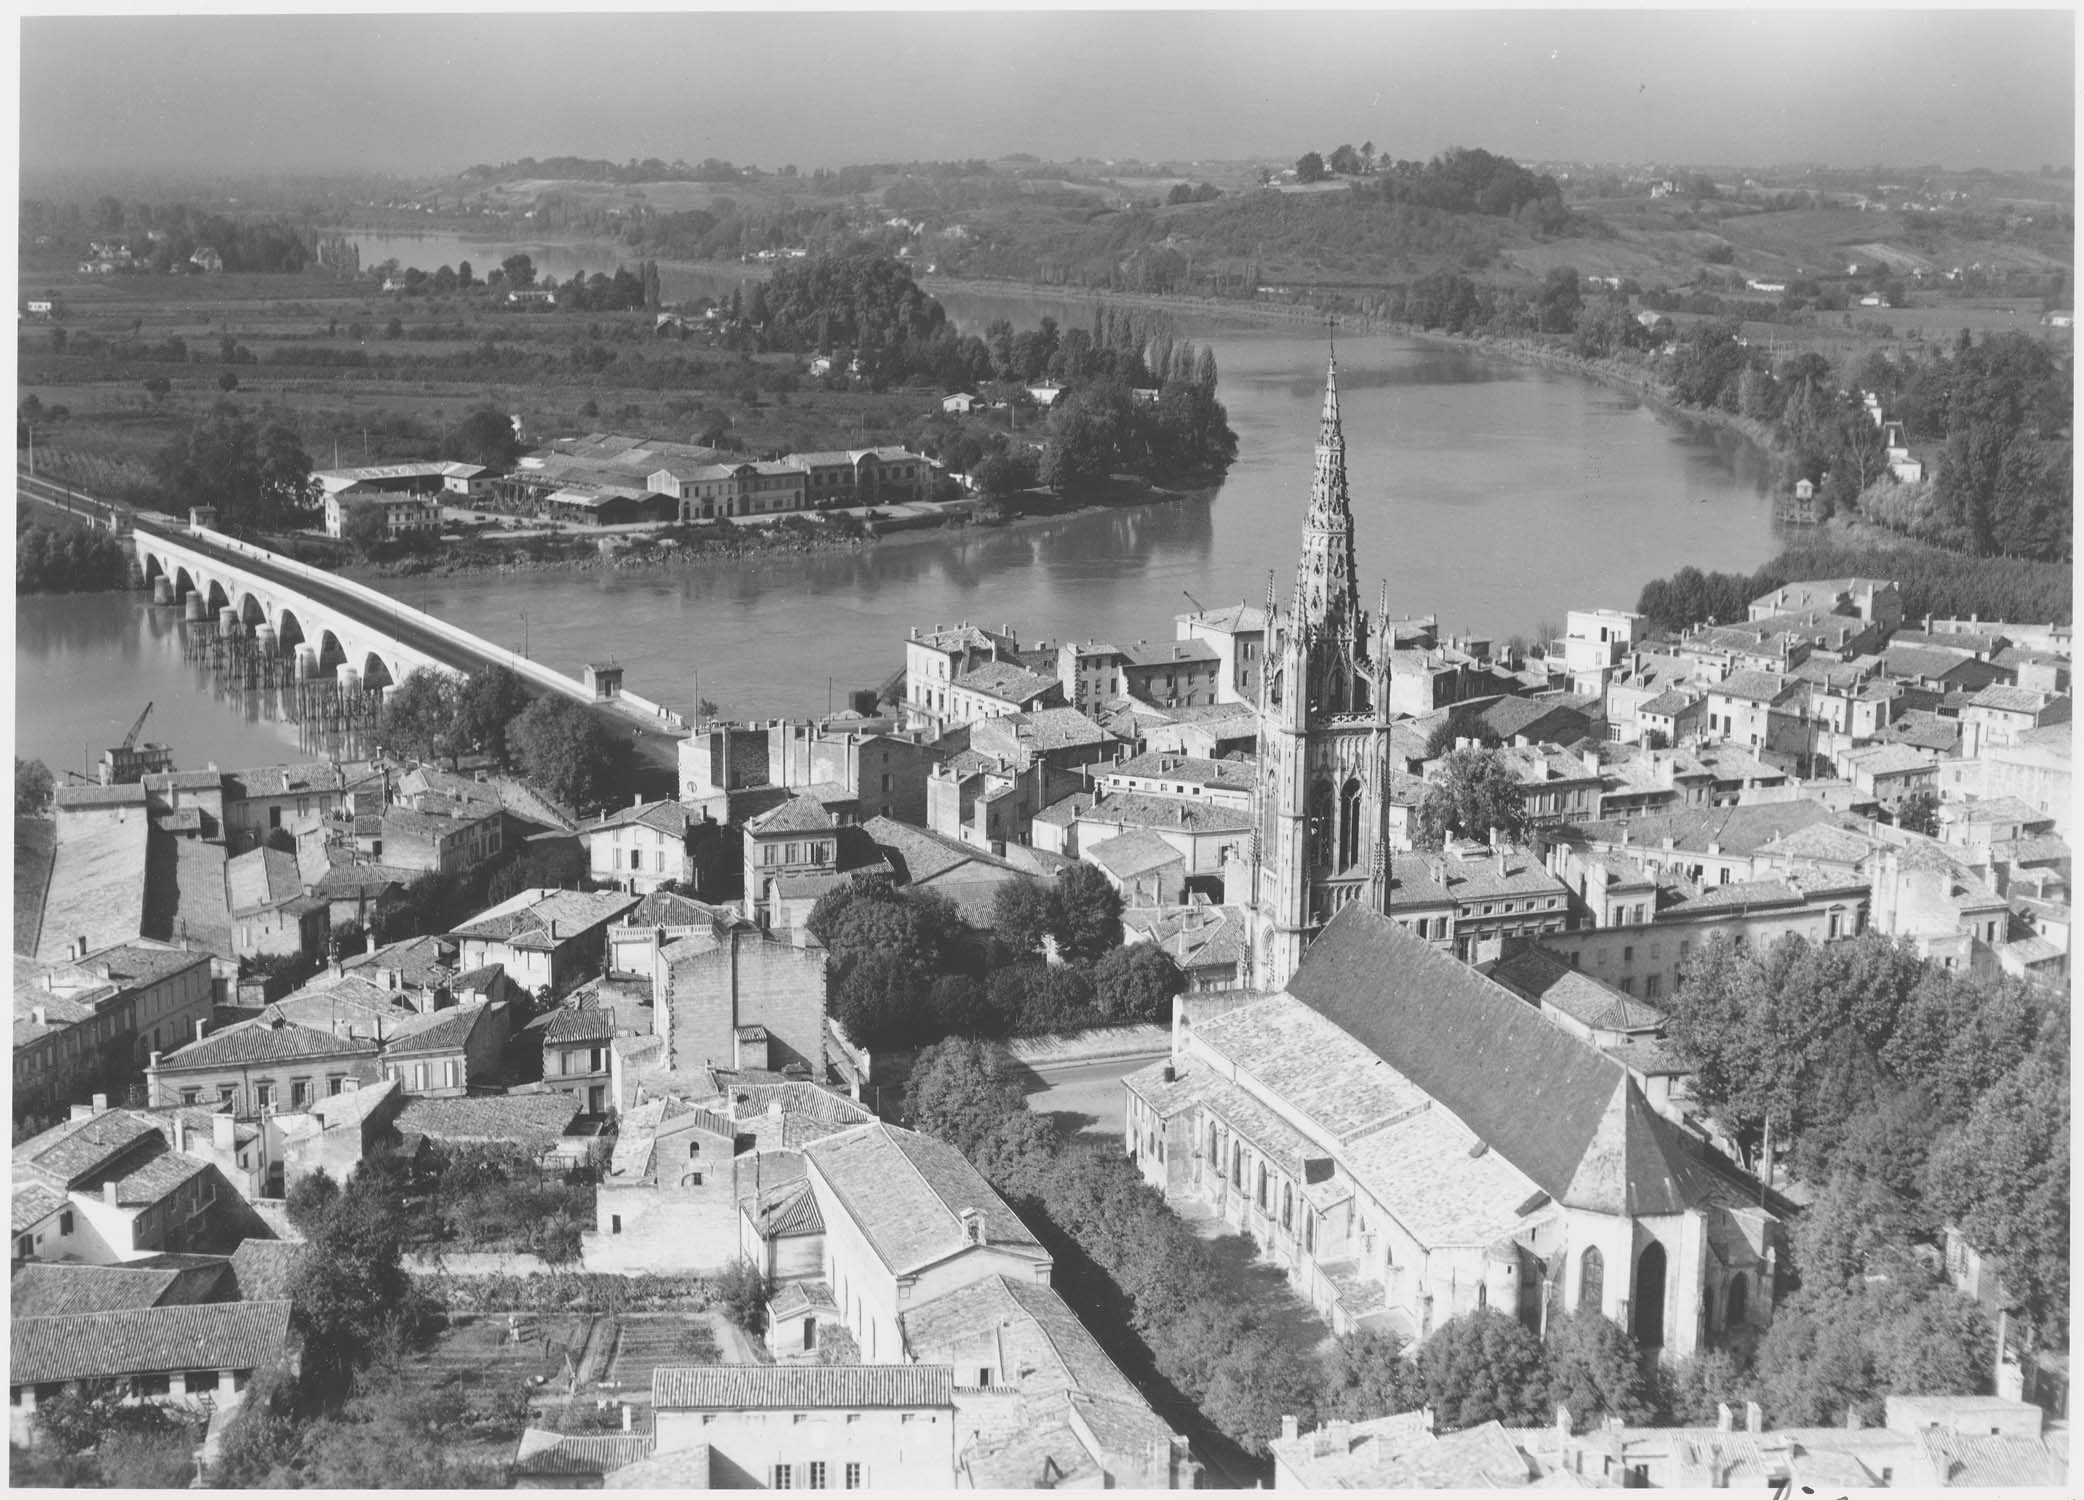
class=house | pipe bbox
[391,1092,581,1159]
[940,392,981,415]
[1747,577,1904,631]
[10,1258,233,1318]
[902,622,1024,736]
[1175,603,1270,704]
[861,816,1031,925]
[220,762,364,855]
[370,800,505,875]
[323,489,440,541]
[1838,742,1940,804]
[13,942,215,1133]
[651,921,830,1080]
[223,848,328,962]
[649,1365,959,1491]
[448,888,640,998]
[1961,685,2070,754]
[1123,906,1785,1357]
[801,1123,1051,1365]
[9,1300,294,1444]
[945,661,1066,725]
[512,1429,655,1489]
[378,1003,510,1097]
[1070,792,1252,892]
[539,990,634,1116]
[679,715,943,827]
[739,791,861,927]
[581,799,702,894]
[1383,843,1570,961]
[1086,828,1188,906]
[11,1106,261,1266]
[1123,903,1251,992]
[145,1005,383,1116]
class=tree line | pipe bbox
[16,520,130,593]
[1634,538,2073,635]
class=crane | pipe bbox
[120,701,154,752]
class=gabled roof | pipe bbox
[744,795,840,835]
[1574,800,1837,858]
[11,1300,294,1384]
[513,1430,654,1478]
[584,799,699,839]
[653,1364,955,1411]
[953,661,1062,705]
[11,1262,191,1317]
[1286,906,1715,1216]
[862,815,1022,887]
[1086,828,1186,879]
[805,1123,1044,1277]
[14,1110,165,1189]
[448,888,640,948]
[229,1239,309,1302]
[393,1091,579,1148]
[1480,946,1668,1034]
[153,1006,377,1072]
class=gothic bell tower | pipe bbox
[1252,349,1395,990]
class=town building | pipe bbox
[145,1005,383,1117]
[1382,843,1571,961]
[13,943,215,1133]
[447,887,640,998]
[650,1365,959,1490]
[581,799,704,893]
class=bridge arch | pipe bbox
[205,578,232,616]
[274,608,306,653]
[238,591,268,627]
[315,630,348,673]
[173,566,197,601]
[140,553,166,587]
[360,652,395,691]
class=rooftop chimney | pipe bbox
[1280,1415,1299,1444]
[173,1117,186,1154]
[149,1049,162,1071]
[366,929,379,956]
[1716,1403,1733,1433]
[103,1181,119,1207]
[213,1113,235,1152]
[195,1018,208,1042]
[30,1005,46,1026]
[91,1093,108,1113]
[1556,1405,1575,1439]
[1744,1400,1762,1434]
[73,936,88,961]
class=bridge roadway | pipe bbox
[18,471,689,791]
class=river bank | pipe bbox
[917,272,1786,467]
[336,474,1220,586]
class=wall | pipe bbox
[652,1403,955,1491]
[661,929,827,1078]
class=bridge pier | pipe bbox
[152,576,173,606]
[184,595,207,624]
[335,665,361,692]
[255,625,279,655]
[294,645,318,680]
[217,607,241,639]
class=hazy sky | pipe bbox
[18,9,2078,177]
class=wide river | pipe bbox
[15,260,1786,771]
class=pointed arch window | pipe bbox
[1307,779,1335,869]
[1338,776,1365,870]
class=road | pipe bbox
[1020,1053,1169,1140]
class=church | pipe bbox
[1243,351,1399,990]
[1128,355,1786,1357]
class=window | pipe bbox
[254,1082,275,1110]
[611,1215,622,1234]
[845,1464,864,1489]
[630,848,642,870]
[444,1060,459,1089]
[185,1369,220,1394]
[772,1464,794,1489]
[413,1063,428,1091]
[328,1075,344,1096]
[689,1172,704,1186]
[291,1079,311,1108]
[57,1212,72,1237]
[688,1141,702,1157]
[808,1462,827,1489]
[1281,1183,1293,1230]
[180,1089,201,1106]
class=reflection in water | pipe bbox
[21,301,1785,750]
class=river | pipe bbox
[15,278,1786,768]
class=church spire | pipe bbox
[1293,346,1360,636]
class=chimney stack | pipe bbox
[213,1113,236,1152]
[622,1403,633,1434]
[102,1181,119,1207]
[195,1018,208,1042]
[173,1117,186,1154]
[91,1093,108,1113]
[1556,1405,1575,1439]
[1280,1415,1299,1444]
[30,1005,46,1026]
[1743,1401,1762,1434]
[1716,1403,1732,1433]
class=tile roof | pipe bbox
[1842,742,1937,777]
[1917,1428,2066,1487]
[805,1123,1044,1276]
[953,661,1062,704]
[11,1262,190,1317]
[1087,828,1186,879]
[1636,689,1700,717]
[982,707,1115,753]
[14,1110,165,1189]
[584,799,699,838]
[744,794,840,835]
[653,1364,956,1410]
[1177,602,1269,634]
[1387,847,1566,906]
[513,1431,654,1477]
[861,815,1022,886]
[229,1239,309,1302]
[1480,946,1668,1034]
[1710,669,1796,704]
[448,887,639,947]
[746,1177,825,1238]
[545,999,625,1044]
[1122,904,1249,972]
[154,1006,377,1071]
[1078,791,1251,836]
[1574,800,1837,858]
[1106,751,1257,789]
[382,1002,499,1055]
[12,1180,69,1233]
[11,1300,293,1384]
[1968,684,2063,715]
[1287,906,1717,1216]
[1184,998,1430,1144]
[36,809,151,963]
[393,1092,579,1147]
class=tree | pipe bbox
[991,878,1057,960]
[1924,1035,2069,1346]
[289,1165,413,1404]
[15,757,53,817]
[501,252,536,289]
[443,407,522,470]
[1324,1328,1422,1421]
[1295,152,1328,184]
[908,1037,1025,1156]
[338,499,390,557]
[713,1257,773,1332]
[1414,1309,1550,1429]
[1091,942,1185,1022]
[452,665,531,764]
[831,951,932,1051]
[1327,143,1363,176]
[1414,747,1530,849]
[285,1167,341,1237]
[377,668,461,765]
[1656,1348,1753,1426]
[1050,863,1123,963]
[509,696,619,810]
[1542,1313,1659,1425]
[1896,788,1940,836]
[1202,1331,1327,1455]
[971,449,1037,501]
[217,370,239,392]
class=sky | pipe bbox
[16,8,2079,178]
